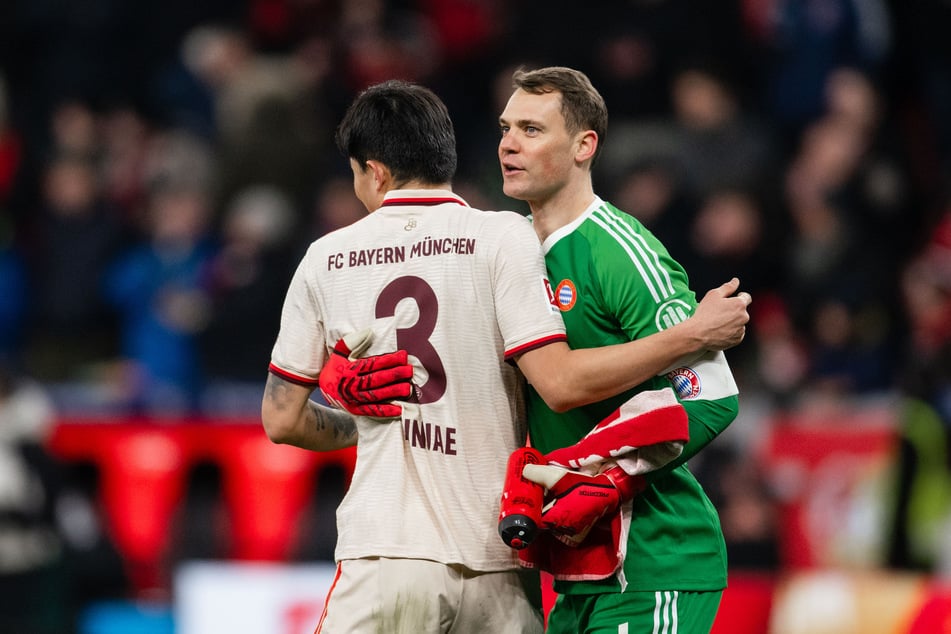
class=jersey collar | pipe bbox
[541,195,604,253]
[381,189,469,208]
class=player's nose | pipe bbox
[499,132,518,154]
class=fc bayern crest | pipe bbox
[667,366,701,400]
[554,279,577,311]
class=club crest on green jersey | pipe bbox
[667,366,702,399]
[554,279,577,311]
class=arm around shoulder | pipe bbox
[517,330,702,412]
[515,278,750,412]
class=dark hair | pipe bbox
[335,80,457,185]
[512,66,608,165]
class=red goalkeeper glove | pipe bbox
[318,329,414,418]
[522,463,646,546]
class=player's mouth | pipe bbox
[501,162,524,176]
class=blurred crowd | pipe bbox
[2,0,951,628]
[0,0,949,413]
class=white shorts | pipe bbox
[316,557,543,633]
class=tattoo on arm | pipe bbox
[264,373,296,411]
[264,374,357,448]
[307,400,358,446]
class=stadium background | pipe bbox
[1,0,951,632]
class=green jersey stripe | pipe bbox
[590,205,675,302]
[588,211,663,303]
[594,203,675,297]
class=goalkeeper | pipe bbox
[497,67,739,634]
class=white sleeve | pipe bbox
[268,247,328,382]
[665,350,738,401]
[489,213,566,354]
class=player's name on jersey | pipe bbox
[327,237,477,270]
[401,416,457,455]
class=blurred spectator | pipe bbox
[782,121,863,296]
[56,460,131,621]
[140,128,218,209]
[695,443,782,571]
[746,0,892,144]
[98,107,154,223]
[174,24,329,214]
[888,210,951,571]
[0,219,26,365]
[748,294,812,407]
[49,101,100,159]
[23,151,125,382]
[599,62,780,244]
[200,185,297,412]
[104,181,217,415]
[148,30,218,141]
[779,68,909,397]
[0,0,146,158]
[308,176,368,240]
[416,0,503,67]
[0,362,69,633]
[244,0,340,53]
[505,0,752,120]
[682,189,778,296]
[901,212,951,384]
[336,1,440,91]
[0,73,23,212]
[822,67,918,257]
[666,64,780,197]
[806,295,897,396]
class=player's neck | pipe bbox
[527,179,595,242]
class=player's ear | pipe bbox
[575,130,598,165]
[365,160,392,193]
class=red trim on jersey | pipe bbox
[268,363,319,386]
[381,195,468,207]
[504,333,568,360]
[314,562,343,633]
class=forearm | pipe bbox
[564,327,701,404]
[261,373,358,451]
[520,323,705,412]
[521,280,751,412]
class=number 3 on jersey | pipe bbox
[376,276,446,404]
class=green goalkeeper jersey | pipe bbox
[528,197,739,594]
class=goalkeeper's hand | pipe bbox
[318,329,414,418]
[522,463,645,546]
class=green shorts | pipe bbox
[546,589,722,634]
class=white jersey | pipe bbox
[269,189,566,571]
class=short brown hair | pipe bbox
[512,66,608,164]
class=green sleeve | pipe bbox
[644,395,738,481]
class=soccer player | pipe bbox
[498,66,739,633]
[261,79,750,633]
